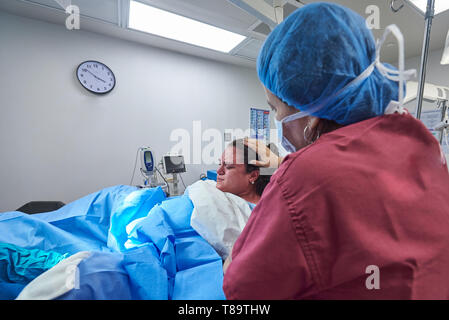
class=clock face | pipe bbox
[76,61,115,94]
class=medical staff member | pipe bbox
[223,2,449,299]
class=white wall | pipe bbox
[0,10,267,211]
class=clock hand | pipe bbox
[84,69,106,83]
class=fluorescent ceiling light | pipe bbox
[128,1,246,53]
[406,0,449,15]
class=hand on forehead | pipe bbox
[221,146,244,165]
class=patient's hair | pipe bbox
[231,139,277,196]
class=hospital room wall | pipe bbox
[0,10,268,212]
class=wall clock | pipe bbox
[76,60,115,94]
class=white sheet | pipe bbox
[188,180,252,260]
[16,251,91,300]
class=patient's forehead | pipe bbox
[222,146,244,165]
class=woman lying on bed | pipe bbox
[216,139,274,208]
[212,138,277,273]
[184,138,277,262]
[0,139,277,300]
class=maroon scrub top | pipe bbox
[223,113,449,299]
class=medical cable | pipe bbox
[154,166,171,195]
[179,173,187,190]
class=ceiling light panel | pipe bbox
[128,1,246,53]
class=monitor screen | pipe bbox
[144,151,153,164]
[164,155,186,174]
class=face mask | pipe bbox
[275,110,309,153]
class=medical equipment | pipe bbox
[130,147,169,193]
[392,0,449,118]
[405,81,449,144]
[140,147,154,177]
[162,155,186,196]
[138,147,161,188]
[414,0,435,119]
[433,99,449,144]
[404,81,449,105]
[163,155,186,174]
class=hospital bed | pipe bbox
[0,177,249,300]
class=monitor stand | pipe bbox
[171,173,179,196]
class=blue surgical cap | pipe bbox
[257,2,399,125]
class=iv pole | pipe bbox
[415,0,435,120]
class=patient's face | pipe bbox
[216,146,251,196]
